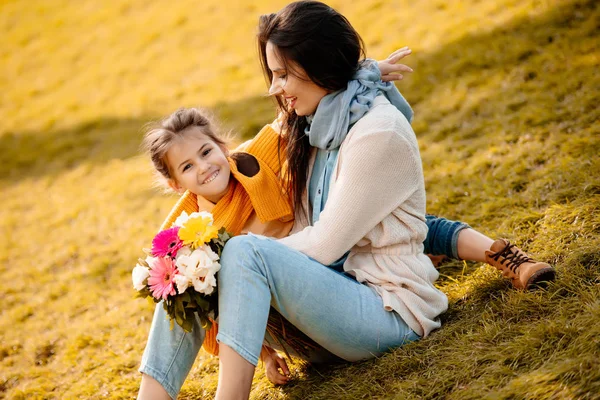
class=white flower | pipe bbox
[175,246,192,262]
[173,211,190,227]
[173,211,214,227]
[175,248,221,295]
[174,274,192,294]
[201,244,220,261]
[132,264,150,291]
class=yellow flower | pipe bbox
[178,215,220,249]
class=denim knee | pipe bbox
[220,235,259,273]
[220,234,273,275]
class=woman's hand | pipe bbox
[260,345,291,385]
[377,47,414,82]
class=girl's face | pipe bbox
[266,41,328,116]
[166,128,230,203]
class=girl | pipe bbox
[138,107,299,397]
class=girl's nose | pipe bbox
[198,160,211,174]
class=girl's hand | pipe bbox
[377,47,414,82]
[260,345,291,385]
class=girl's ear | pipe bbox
[167,179,184,194]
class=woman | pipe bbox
[212,2,446,398]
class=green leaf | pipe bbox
[181,317,193,333]
[145,296,156,307]
[192,292,210,309]
[175,309,184,328]
[218,229,231,243]
[180,292,191,303]
[134,287,150,299]
[198,313,211,330]
[175,297,185,316]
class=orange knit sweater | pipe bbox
[158,125,292,356]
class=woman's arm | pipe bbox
[277,117,422,265]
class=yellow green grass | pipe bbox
[1,0,599,398]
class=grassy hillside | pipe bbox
[1,0,599,398]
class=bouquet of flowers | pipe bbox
[132,211,231,332]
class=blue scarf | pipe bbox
[304,59,413,151]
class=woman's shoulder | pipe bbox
[346,96,416,146]
[363,96,411,125]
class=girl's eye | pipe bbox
[182,163,192,172]
[202,148,212,157]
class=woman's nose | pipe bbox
[269,77,283,96]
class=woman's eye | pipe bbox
[280,74,287,81]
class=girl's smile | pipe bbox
[202,169,220,184]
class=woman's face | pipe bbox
[165,128,230,203]
[266,41,328,116]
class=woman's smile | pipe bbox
[285,96,297,109]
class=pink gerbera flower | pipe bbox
[151,227,183,258]
[147,257,178,300]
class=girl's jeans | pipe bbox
[423,214,470,259]
[139,215,468,399]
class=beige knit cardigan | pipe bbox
[278,96,448,337]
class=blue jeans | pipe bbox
[140,234,420,398]
[139,215,466,398]
[215,234,420,365]
[424,215,470,259]
[139,303,206,398]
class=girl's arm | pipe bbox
[277,120,422,265]
[260,345,290,385]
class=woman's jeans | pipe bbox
[139,215,468,399]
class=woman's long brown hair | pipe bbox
[257,1,365,212]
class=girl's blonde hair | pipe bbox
[142,108,229,186]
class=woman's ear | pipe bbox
[167,179,184,194]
